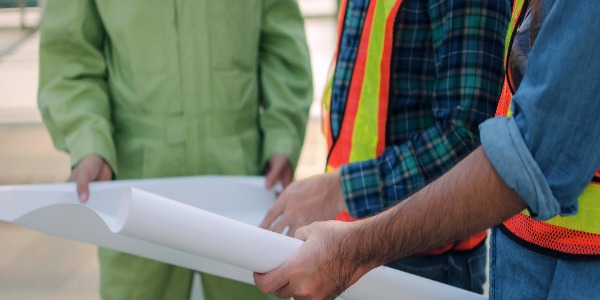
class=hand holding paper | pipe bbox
[260,170,345,236]
[255,220,372,299]
[68,154,113,202]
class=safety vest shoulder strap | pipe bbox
[323,0,401,171]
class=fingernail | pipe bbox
[79,192,89,203]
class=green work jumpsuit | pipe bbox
[38,0,312,299]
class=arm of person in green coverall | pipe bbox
[38,0,115,202]
[259,0,313,189]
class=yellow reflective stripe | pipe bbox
[322,75,333,118]
[383,0,398,14]
[502,0,525,117]
[522,184,600,234]
[349,0,387,162]
[545,184,600,234]
[505,0,525,58]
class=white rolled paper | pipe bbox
[114,188,302,273]
[0,176,486,300]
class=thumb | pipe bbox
[76,174,91,203]
[265,158,286,190]
[253,266,289,294]
[70,155,107,203]
[295,225,311,241]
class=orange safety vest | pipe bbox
[498,0,600,258]
[322,0,499,254]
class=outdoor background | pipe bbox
[0,1,337,299]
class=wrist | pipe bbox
[326,170,346,213]
[344,220,385,272]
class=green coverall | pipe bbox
[38,0,312,299]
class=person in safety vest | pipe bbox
[37,1,312,299]
[259,0,511,294]
[254,1,600,299]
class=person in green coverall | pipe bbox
[37,1,312,299]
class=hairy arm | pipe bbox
[255,147,526,299]
[356,147,525,265]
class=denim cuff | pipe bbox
[480,117,563,220]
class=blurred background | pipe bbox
[0,1,337,298]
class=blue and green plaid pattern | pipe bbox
[336,0,510,218]
[330,0,370,138]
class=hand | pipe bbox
[264,154,293,189]
[254,221,374,299]
[259,171,346,236]
[68,154,113,202]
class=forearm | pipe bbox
[341,125,481,218]
[351,147,526,267]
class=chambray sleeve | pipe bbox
[481,1,600,220]
[341,0,510,218]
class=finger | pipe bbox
[286,224,298,237]
[294,225,311,241]
[259,201,285,229]
[67,172,76,183]
[98,163,113,181]
[76,175,91,203]
[265,159,286,190]
[270,216,291,234]
[273,284,293,300]
[265,169,283,190]
[253,272,269,293]
[287,223,303,237]
[281,169,293,188]
[253,267,289,294]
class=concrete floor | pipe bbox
[0,2,334,299]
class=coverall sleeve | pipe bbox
[258,0,313,169]
[340,0,510,218]
[481,1,600,220]
[38,0,117,173]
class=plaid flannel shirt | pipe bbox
[333,0,510,218]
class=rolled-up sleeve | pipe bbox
[481,1,600,220]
